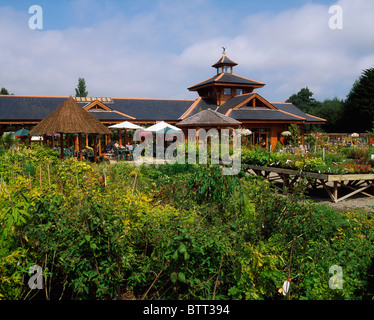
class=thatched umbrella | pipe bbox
[177,108,241,140]
[177,108,241,128]
[177,108,242,149]
[29,96,112,161]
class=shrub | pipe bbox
[0,149,373,300]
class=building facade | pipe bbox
[0,54,325,150]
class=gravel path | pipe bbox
[261,171,374,212]
[308,192,374,211]
[294,182,374,211]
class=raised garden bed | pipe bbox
[244,164,374,203]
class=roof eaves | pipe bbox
[276,109,306,120]
[305,113,327,122]
[179,97,201,120]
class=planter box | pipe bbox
[244,164,374,203]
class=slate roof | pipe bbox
[211,55,238,68]
[188,73,265,91]
[216,93,256,115]
[217,95,326,124]
[0,96,195,122]
[29,96,112,135]
[179,97,218,120]
[89,111,131,121]
[272,103,326,123]
[110,98,194,121]
[0,96,66,120]
[178,108,241,126]
[0,95,325,125]
[228,109,305,122]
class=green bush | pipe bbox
[0,148,373,300]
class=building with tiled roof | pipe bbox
[0,52,325,151]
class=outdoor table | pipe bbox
[117,148,127,160]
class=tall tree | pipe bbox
[286,87,320,114]
[311,97,345,132]
[343,67,374,132]
[0,87,9,95]
[75,77,88,97]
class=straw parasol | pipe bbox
[29,96,111,160]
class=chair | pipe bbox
[118,148,127,161]
[113,147,121,161]
[106,148,114,160]
[128,150,134,161]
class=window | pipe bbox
[224,66,231,73]
[224,88,231,95]
[236,88,243,95]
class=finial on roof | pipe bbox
[222,47,226,55]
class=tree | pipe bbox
[288,123,301,147]
[0,133,16,149]
[286,87,320,114]
[75,77,88,97]
[310,97,345,132]
[343,68,374,132]
[0,87,9,95]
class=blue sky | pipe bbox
[1,0,373,102]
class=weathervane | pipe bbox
[222,47,226,55]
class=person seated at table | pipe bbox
[126,142,133,151]
[106,140,115,151]
[114,140,119,148]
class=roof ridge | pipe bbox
[0,95,195,102]
[277,109,306,120]
[271,102,293,104]
[112,97,194,101]
[0,95,68,98]
[305,113,327,121]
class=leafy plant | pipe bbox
[0,147,373,301]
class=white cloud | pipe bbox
[0,0,373,102]
[176,0,374,101]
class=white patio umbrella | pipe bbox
[108,121,144,147]
[281,131,292,137]
[108,121,144,130]
[145,121,182,134]
[351,132,359,138]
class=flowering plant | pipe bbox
[333,163,373,174]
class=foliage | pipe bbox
[287,123,301,147]
[343,67,374,132]
[338,145,372,162]
[286,87,320,114]
[0,87,10,95]
[0,147,373,300]
[241,145,374,174]
[310,97,345,132]
[75,77,88,97]
[0,133,16,150]
[241,146,270,166]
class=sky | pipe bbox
[0,0,373,102]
